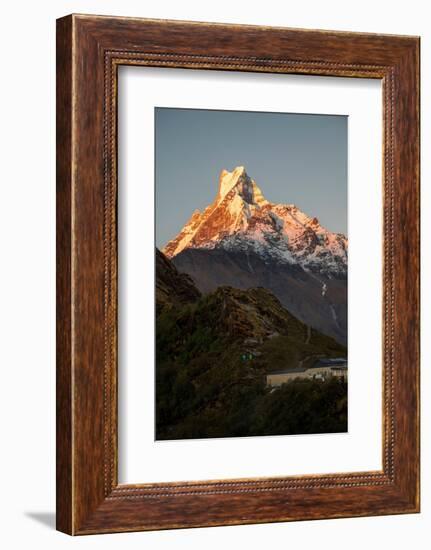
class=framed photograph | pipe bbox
[56,14,420,535]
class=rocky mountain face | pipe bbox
[163,166,348,345]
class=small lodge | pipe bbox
[266,358,347,388]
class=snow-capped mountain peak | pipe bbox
[216,166,268,207]
[217,166,245,201]
[163,166,347,276]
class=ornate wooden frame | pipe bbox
[56,14,420,535]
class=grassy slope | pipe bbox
[156,284,347,440]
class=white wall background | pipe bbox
[0,1,427,548]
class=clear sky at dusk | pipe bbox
[155,107,347,248]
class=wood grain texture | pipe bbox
[56,15,73,535]
[56,14,420,535]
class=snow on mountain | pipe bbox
[163,166,347,276]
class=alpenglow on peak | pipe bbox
[216,166,268,206]
[162,166,347,276]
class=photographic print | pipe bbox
[155,107,348,441]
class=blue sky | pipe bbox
[155,108,347,248]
